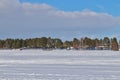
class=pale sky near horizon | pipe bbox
[0,0,120,40]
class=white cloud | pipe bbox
[0,0,20,11]
[0,0,120,39]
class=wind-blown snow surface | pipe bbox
[0,50,120,80]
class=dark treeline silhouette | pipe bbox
[0,37,119,51]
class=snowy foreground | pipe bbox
[0,50,120,80]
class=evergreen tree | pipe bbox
[54,38,63,48]
[63,41,72,49]
[39,37,47,48]
[4,39,14,48]
[13,39,22,48]
[103,37,110,49]
[73,38,79,49]
[111,38,119,51]
[0,40,4,48]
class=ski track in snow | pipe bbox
[0,50,120,80]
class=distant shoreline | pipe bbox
[0,37,119,51]
[0,48,119,51]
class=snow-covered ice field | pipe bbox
[0,50,120,80]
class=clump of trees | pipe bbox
[0,37,119,51]
[0,37,63,49]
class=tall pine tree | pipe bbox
[111,38,119,51]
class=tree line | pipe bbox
[0,37,119,51]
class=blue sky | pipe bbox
[20,0,120,16]
[0,0,120,40]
